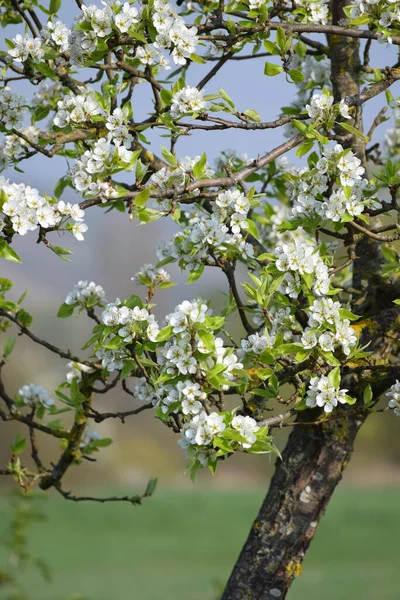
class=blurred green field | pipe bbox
[1,486,400,600]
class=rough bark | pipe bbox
[220,2,388,598]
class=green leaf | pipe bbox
[10,433,26,455]
[394,299,400,305]
[338,308,359,321]
[121,359,137,380]
[276,27,286,52]
[156,325,174,342]
[49,245,72,262]
[49,0,62,13]
[263,40,279,55]
[3,337,15,358]
[328,367,341,388]
[34,62,57,80]
[219,88,235,108]
[135,188,150,208]
[144,476,158,497]
[187,264,204,284]
[0,240,21,263]
[160,146,177,166]
[244,109,261,122]
[197,330,215,352]
[57,302,75,318]
[192,153,207,179]
[363,384,373,406]
[264,62,283,76]
[296,140,314,157]
[288,69,305,83]
[338,121,367,141]
[190,53,206,64]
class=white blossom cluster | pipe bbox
[96,347,130,371]
[290,56,331,93]
[0,127,40,172]
[18,384,54,409]
[350,0,399,35]
[0,178,87,240]
[101,300,160,343]
[275,241,330,297]
[170,86,207,118]
[69,0,197,68]
[384,126,400,158]
[295,0,329,24]
[0,88,27,130]
[301,298,357,355]
[132,264,171,287]
[387,380,400,416]
[8,33,44,63]
[179,412,260,466]
[155,188,255,270]
[240,331,275,355]
[65,281,107,308]
[306,92,350,121]
[149,0,198,66]
[305,375,348,413]
[289,144,380,223]
[41,20,71,53]
[66,361,94,383]
[69,107,134,198]
[53,93,102,129]
[150,155,215,199]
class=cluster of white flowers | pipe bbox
[69,0,197,68]
[66,361,94,383]
[133,377,161,405]
[32,81,63,108]
[132,264,171,287]
[290,56,331,93]
[53,93,102,128]
[65,281,107,308]
[0,178,87,239]
[18,384,54,409]
[350,0,399,33]
[8,33,44,63]
[150,155,215,199]
[240,331,275,355]
[275,241,330,297]
[156,188,255,271]
[390,98,400,120]
[170,86,207,118]
[179,412,259,459]
[231,415,260,448]
[96,347,130,371]
[0,127,40,172]
[295,0,329,24]
[305,375,348,413]
[69,107,134,198]
[306,93,350,122]
[101,300,160,343]
[0,88,27,130]
[42,20,71,53]
[387,380,400,416]
[289,144,379,223]
[384,126,400,158]
[180,411,225,447]
[301,298,357,355]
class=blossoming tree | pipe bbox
[1,0,400,597]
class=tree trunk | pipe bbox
[221,1,373,598]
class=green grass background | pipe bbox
[1,486,400,600]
